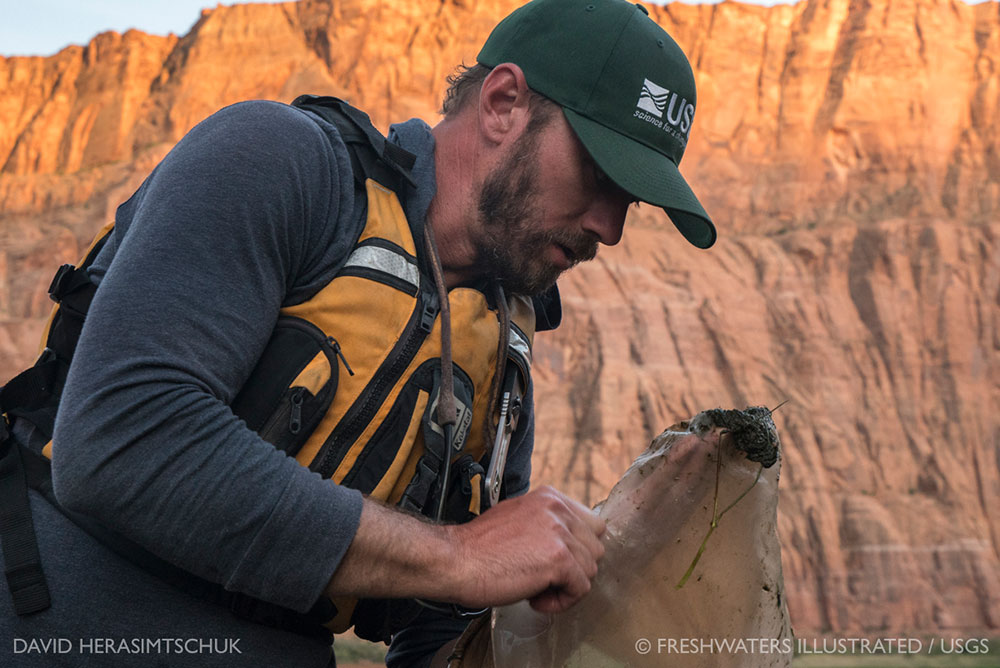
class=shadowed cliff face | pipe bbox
[1,0,998,636]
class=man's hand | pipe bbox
[448,485,606,613]
[325,486,605,614]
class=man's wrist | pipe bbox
[324,497,467,603]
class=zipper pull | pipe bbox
[289,388,305,434]
[328,336,354,376]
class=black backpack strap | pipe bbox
[43,225,109,365]
[0,357,61,443]
[291,95,417,192]
[0,421,52,615]
[45,265,98,362]
[0,227,109,443]
[0,226,112,618]
[292,94,441,283]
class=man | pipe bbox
[0,0,714,665]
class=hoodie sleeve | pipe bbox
[52,100,364,612]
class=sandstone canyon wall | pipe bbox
[1,0,998,637]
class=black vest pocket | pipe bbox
[339,359,474,497]
[230,316,340,456]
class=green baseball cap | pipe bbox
[478,0,716,249]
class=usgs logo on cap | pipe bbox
[634,78,695,145]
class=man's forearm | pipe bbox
[324,498,461,602]
[324,486,607,613]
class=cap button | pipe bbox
[635,3,649,15]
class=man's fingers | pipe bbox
[528,588,565,614]
[537,486,606,543]
[567,496,608,537]
[564,519,603,578]
[448,485,607,611]
[560,496,606,570]
[528,560,593,614]
[553,525,600,587]
[533,495,602,613]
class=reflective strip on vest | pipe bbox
[342,245,420,294]
[508,324,532,372]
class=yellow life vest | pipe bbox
[288,179,533,495]
[229,177,537,634]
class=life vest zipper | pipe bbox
[311,288,439,479]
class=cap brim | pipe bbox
[563,108,716,249]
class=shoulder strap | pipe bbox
[1,223,114,444]
[293,94,442,285]
[0,224,114,617]
[291,95,417,192]
[0,425,52,614]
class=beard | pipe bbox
[474,129,598,297]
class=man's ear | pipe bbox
[478,63,532,145]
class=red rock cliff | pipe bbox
[1,0,998,636]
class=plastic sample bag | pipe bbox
[449,407,792,668]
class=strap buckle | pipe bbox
[47,264,77,303]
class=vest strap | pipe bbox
[291,95,417,190]
[0,427,52,615]
[0,357,62,442]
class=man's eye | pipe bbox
[592,164,638,207]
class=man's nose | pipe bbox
[582,200,627,246]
